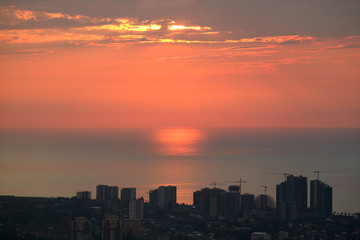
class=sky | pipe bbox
[0,0,359,128]
[0,1,360,212]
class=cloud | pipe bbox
[325,44,360,51]
[0,6,107,25]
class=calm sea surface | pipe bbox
[0,128,359,212]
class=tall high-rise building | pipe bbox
[148,186,177,208]
[193,190,201,209]
[110,186,119,200]
[149,189,159,207]
[222,186,241,218]
[310,179,332,219]
[96,185,111,202]
[97,185,119,202]
[241,193,256,212]
[76,191,91,200]
[102,215,122,240]
[255,194,275,211]
[276,175,307,220]
[197,188,226,217]
[71,217,92,240]
[129,197,144,220]
[121,188,136,208]
[256,194,268,211]
[158,186,177,208]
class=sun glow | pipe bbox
[156,128,203,156]
[168,25,210,31]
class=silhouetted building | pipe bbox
[228,185,240,192]
[255,194,275,211]
[149,189,158,207]
[276,175,307,220]
[193,190,200,209]
[158,186,177,208]
[110,186,119,200]
[102,215,122,240]
[198,188,226,218]
[121,188,136,208]
[97,185,111,202]
[278,201,297,220]
[257,194,268,211]
[310,179,332,219]
[241,193,256,212]
[71,217,92,240]
[129,197,144,220]
[223,186,241,218]
[76,191,91,200]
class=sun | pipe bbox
[155,128,203,156]
[157,128,201,144]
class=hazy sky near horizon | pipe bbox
[1,0,360,128]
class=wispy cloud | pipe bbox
[1,5,359,62]
[0,6,107,25]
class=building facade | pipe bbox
[76,191,91,200]
[102,215,122,240]
[276,175,308,220]
[158,186,177,208]
[310,179,332,219]
[71,217,92,240]
[129,197,144,220]
[121,188,136,208]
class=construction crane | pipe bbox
[314,170,343,180]
[226,178,247,195]
[264,172,290,181]
[261,185,268,196]
[210,181,227,189]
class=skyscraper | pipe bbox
[110,186,119,200]
[222,186,241,218]
[96,185,111,202]
[276,175,307,220]
[97,185,119,202]
[149,189,159,207]
[129,197,144,220]
[193,190,201,209]
[121,188,136,208]
[241,193,256,212]
[158,185,177,208]
[197,187,226,217]
[310,179,332,219]
[148,186,177,208]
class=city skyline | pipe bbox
[14,174,334,212]
[0,0,359,219]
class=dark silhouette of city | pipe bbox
[0,175,359,240]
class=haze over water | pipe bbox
[0,128,359,213]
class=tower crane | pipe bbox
[264,172,290,181]
[226,178,247,195]
[261,185,268,196]
[314,170,342,180]
[210,181,227,189]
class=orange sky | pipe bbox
[0,3,360,128]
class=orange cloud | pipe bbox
[0,29,106,44]
[168,25,211,31]
[0,6,107,25]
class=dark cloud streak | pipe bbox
[1,0,359,37]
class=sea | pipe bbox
[0,128,359,213]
